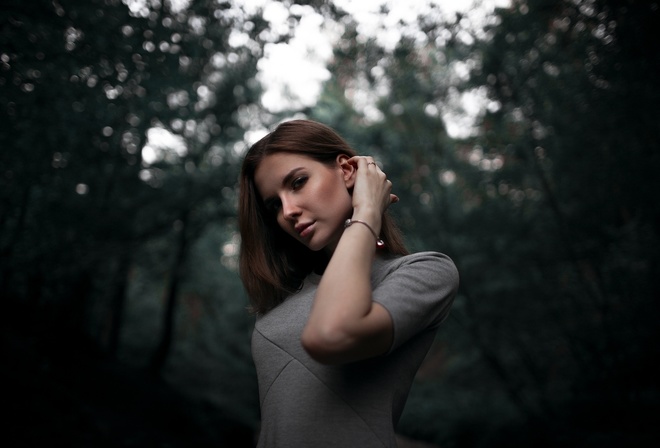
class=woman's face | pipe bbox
[254,152,353,253]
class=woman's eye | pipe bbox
[291,176,307,190]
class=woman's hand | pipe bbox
[347,156,399,219]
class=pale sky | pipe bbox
[254,0,510,138]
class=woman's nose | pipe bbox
[281,196,301,220]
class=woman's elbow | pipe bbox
[301,324,350,365]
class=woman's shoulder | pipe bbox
[374,250,459,287]
[379,250,457,271]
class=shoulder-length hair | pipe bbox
[239,119,408,314]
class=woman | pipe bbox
[239,119,458,447]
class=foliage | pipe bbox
[1,0,256,334]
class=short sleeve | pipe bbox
[371,252,459,352]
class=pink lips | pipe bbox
[295,222,314,238]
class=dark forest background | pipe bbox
[2,0,659,447]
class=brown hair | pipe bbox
[238,120,408,314]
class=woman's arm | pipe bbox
[301,156,395,364]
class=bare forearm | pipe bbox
[301,209,392,363]
[311,212,379,326]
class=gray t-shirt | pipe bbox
[252,251,459,447]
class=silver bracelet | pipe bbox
[344,218,385,248]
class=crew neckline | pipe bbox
[306,271,322,285]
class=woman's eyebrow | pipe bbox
[281,167,305,187]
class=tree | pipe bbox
[463,0,660,441]
[308,0,660,445]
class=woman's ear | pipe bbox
[336,154,356,188]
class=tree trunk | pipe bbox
[150,210,190,376]
[107,251,132,358]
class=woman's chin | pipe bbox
[304,237,332,253]
[305,241,326,252]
